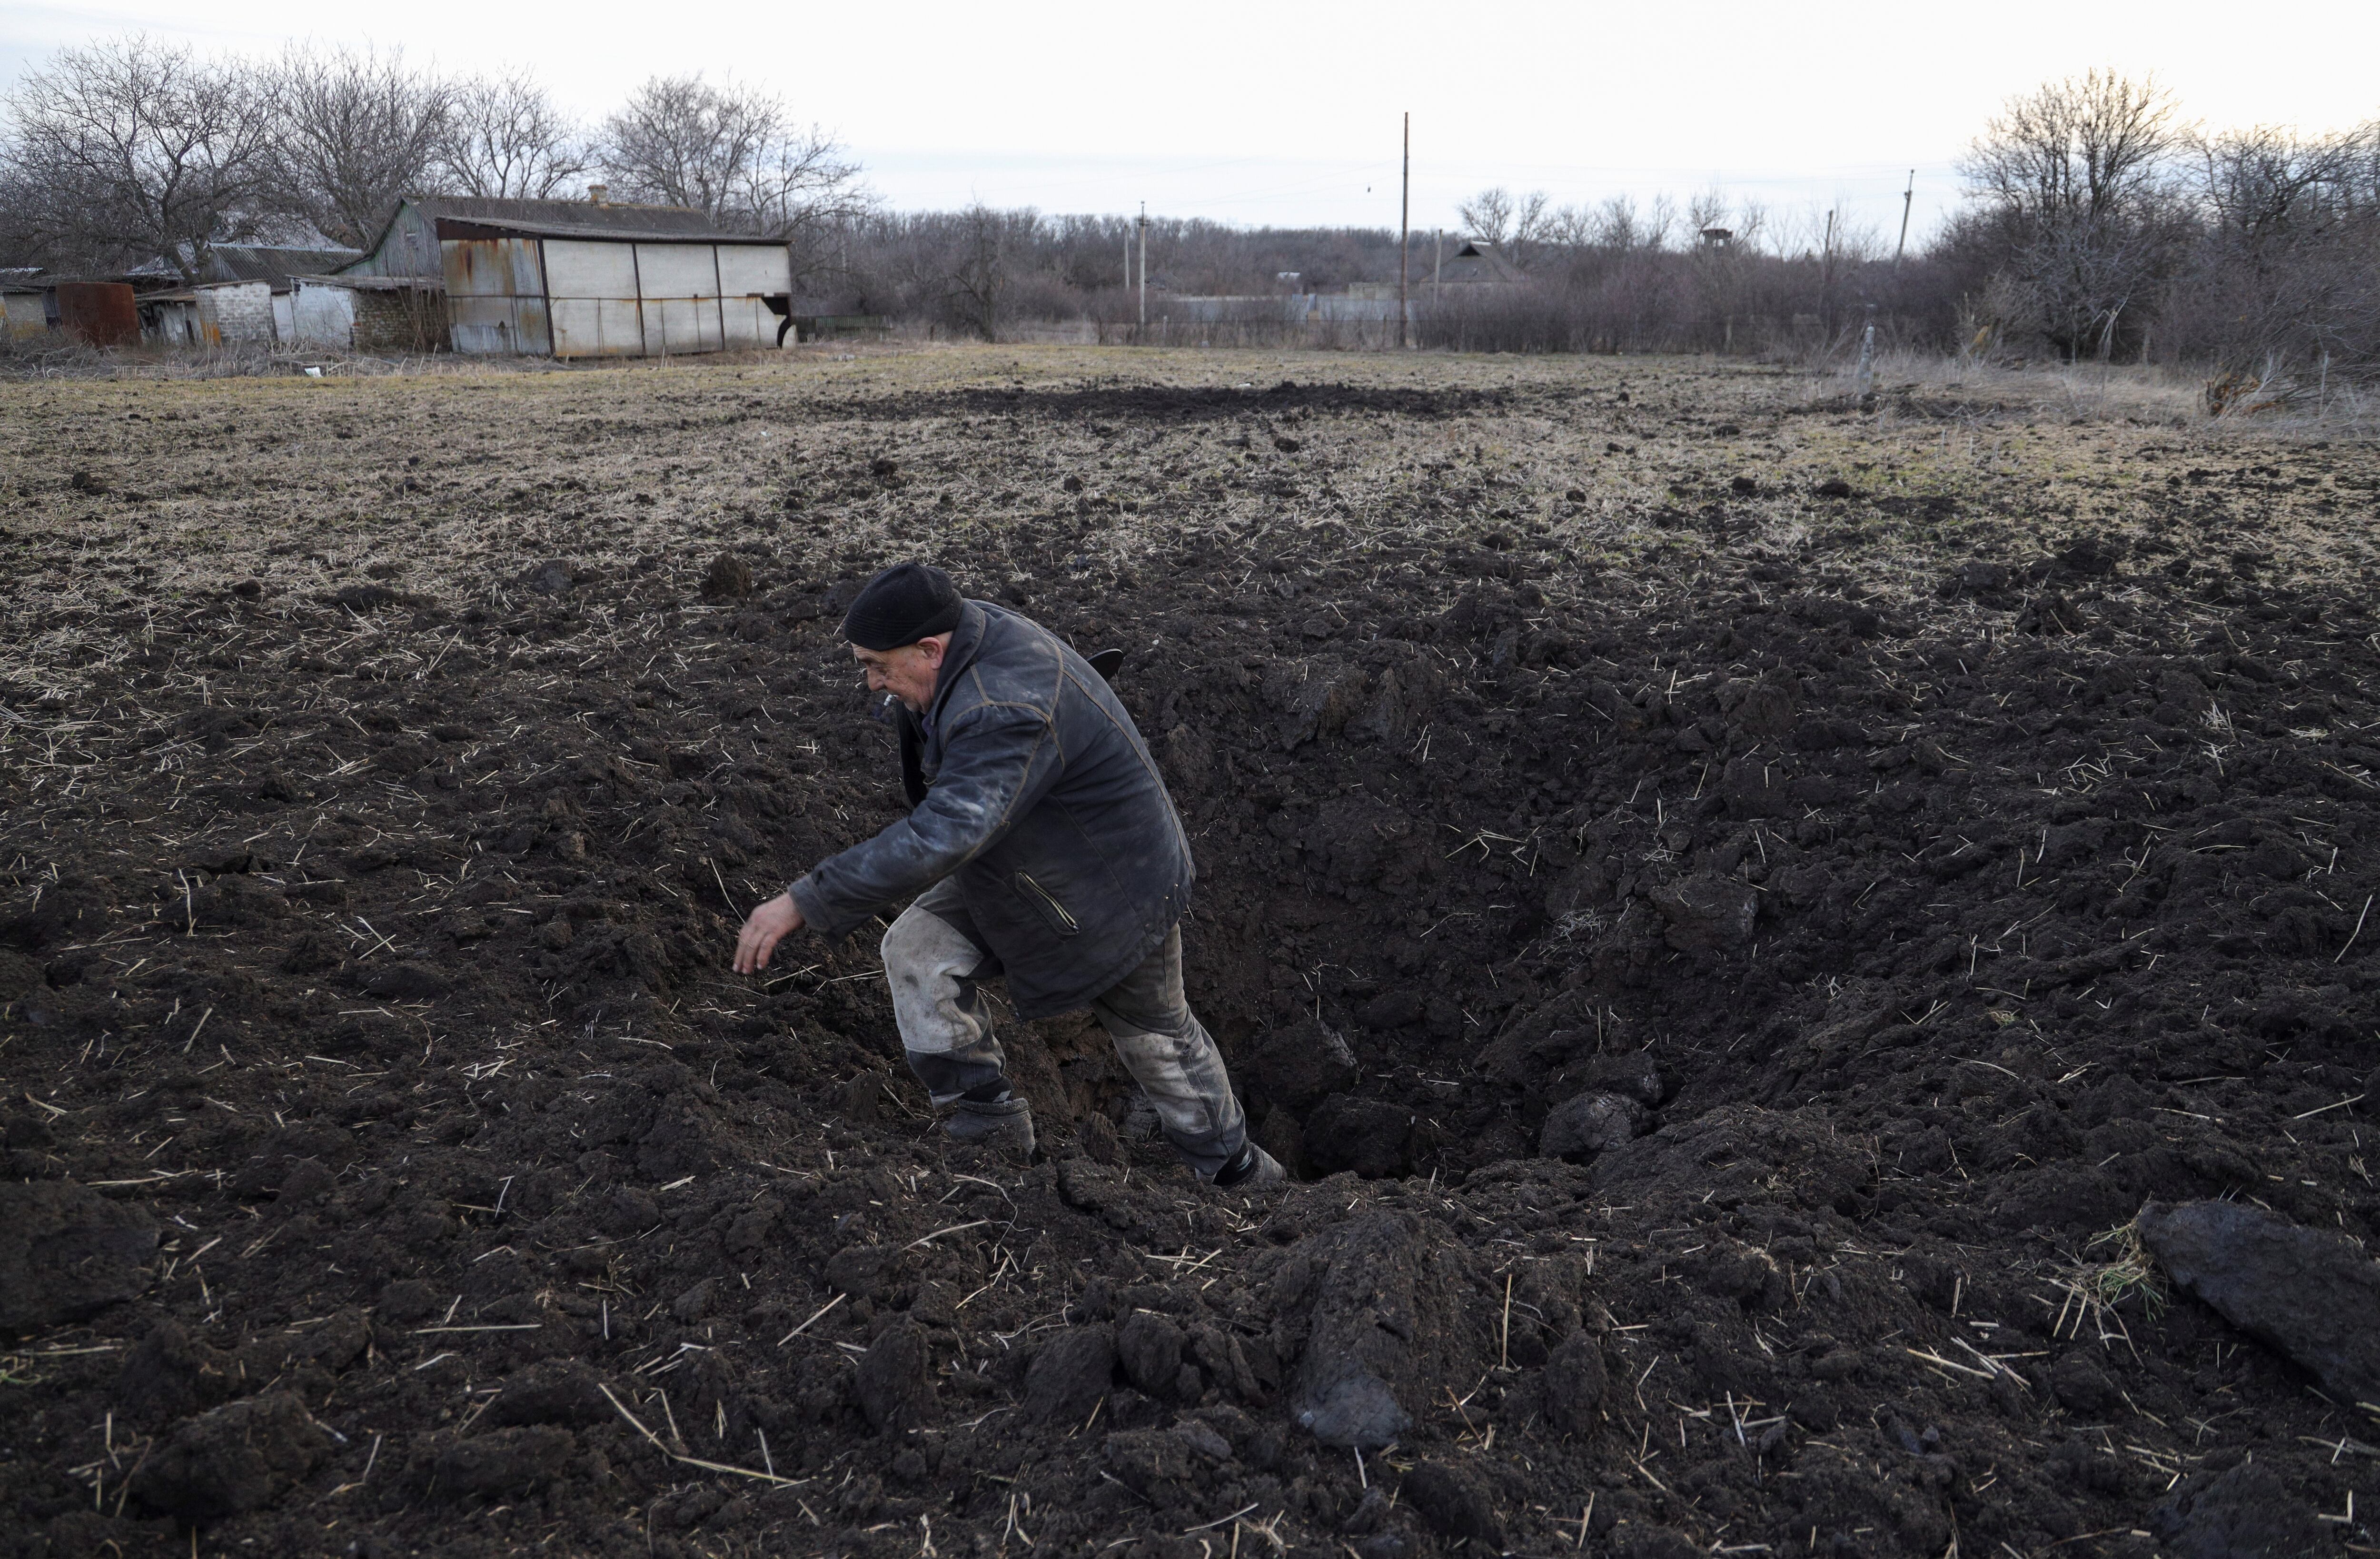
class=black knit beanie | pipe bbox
[839,562,962,650]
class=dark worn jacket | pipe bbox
[788,600,1193,1018]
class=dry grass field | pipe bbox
[3,344,2378,1559]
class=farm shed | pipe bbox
[344,194,790,358]
[440,217,790,357]
[291,275,448,353]
[126,242,361,341]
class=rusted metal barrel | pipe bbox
[56,282,139,347]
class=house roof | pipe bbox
[366,196,766,250]
[205,244,362,289]
[1441,241,1525,283]
[433,215,784,246]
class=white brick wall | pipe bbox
[198,281,275,346]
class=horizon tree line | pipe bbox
[3,42,2371,385]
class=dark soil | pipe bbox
[4,352,2379,1559]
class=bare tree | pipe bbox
[1460,187,1515,245]
[942,205,1017,340]
[2192,124,2358,245]
[269,43,455,248]
[1963,69,2182,224]
[598,73,864,236]
[1553,194,1678,254]
[2161,119,2380,383]
[0,36,279,281]
[440,71,590,199]
[1960,70,2189,357]
[1457,186,1553,266]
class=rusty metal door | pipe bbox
[441,236,549,354]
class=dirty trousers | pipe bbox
[882,877,1247,1178]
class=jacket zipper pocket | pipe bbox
[1012,872,1081,936]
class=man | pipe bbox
[733,562,1283,1189]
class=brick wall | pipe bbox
[197,282,274,346]
[353,289,450,353]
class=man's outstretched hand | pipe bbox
[734,893,804,974]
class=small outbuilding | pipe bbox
[141,291,201,347]
[55,282,141,347]
[128,242,363,344]
[291,274,449,353]
[0,283,50,342]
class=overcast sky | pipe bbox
[7,0,2378,245]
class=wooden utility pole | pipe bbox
[1397,112,1411,350]
[1136,203,1149,331]
[1894,169,1914,269]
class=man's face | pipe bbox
[852,634,949,713]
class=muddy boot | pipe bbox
[1209,1142,1286,1190]
[944,1095,1034,1161]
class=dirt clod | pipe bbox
[701,552,754,601]
[1022,1323,1116,1424]
[854,1321,932,1431]
[2136,1198,2380,1405]
[129,1390,331,1520]
[1538,1091,1650,1160]
[0,1180,158,1333]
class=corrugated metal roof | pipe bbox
[205,244,364,288]
[392,196,755,242]
[434,214,783,245]
[291,272,446,293]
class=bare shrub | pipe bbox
[2155,122,2380,392]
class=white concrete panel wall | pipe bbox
[436,236,788,357]
[545,240,639,298]
[293,283,357,347]
[642,297,720,354]
[635,244,717,300]
[722,297,773,346]
[717,247,790,296]
[550,297,649,357]
[442,237,550,354]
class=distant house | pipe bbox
[1435,240,1524,285]
[344,192,793,358]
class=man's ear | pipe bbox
[918,634,951,669]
